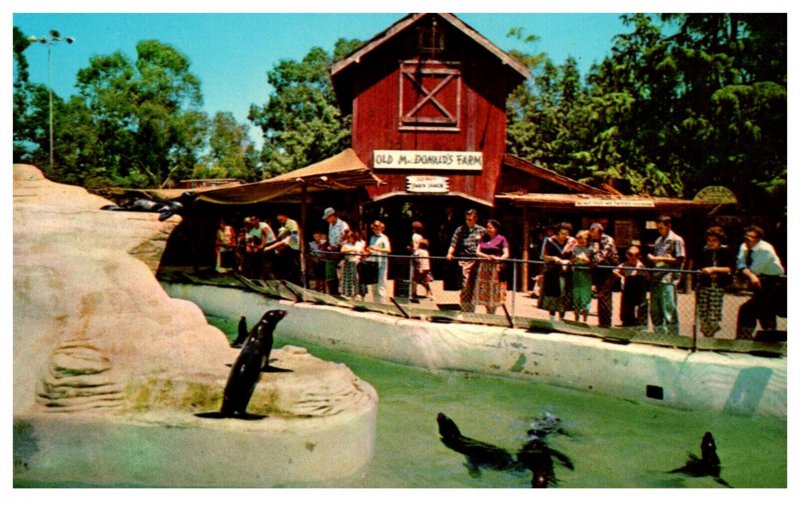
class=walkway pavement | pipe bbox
[390,280,786,341]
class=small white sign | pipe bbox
[406,176,450,193]
[373,150,483,171]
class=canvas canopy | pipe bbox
[102,149,382,205]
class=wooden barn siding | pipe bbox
[348,21,519,205]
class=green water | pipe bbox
[211,316,786,488]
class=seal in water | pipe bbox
[231,316,248,348]
[516,434,574,488]
[669,432,731,487]
[219,309,286,418]
[436,412,516,476]
[527,410,570,438]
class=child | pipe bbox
[309,231,329,293]
[614,246,649,327]
[411,239,434,302]
[570,230,593,322]
[340,230,364,299]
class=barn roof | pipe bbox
[331,13,531,113]
[332,13,530,80]
[502,154,608,195]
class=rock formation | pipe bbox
[12,164,377,486]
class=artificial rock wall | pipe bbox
[12,164,377,486]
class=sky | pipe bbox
[10,1,795,149]
[11,6,635,148]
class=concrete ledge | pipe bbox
[164,282,786,419]
[15,404,376,486]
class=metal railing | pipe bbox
[239,249,787,354]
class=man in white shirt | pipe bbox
[736,225,785,339]
[247,216,276,278]
[323,207,349,295]
[648,216,685,334]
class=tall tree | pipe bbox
[194,111,259,181]
[249,38,361,176]
[13,26,50,166]
[43,39,208,188]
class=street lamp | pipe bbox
[28,29,75,172]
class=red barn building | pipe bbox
[330,13,719,289]
[332,12,536,208]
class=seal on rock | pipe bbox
[231,316,248,348]
[218,309,286,418]
[100,197,188,221]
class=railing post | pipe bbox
[691,289,699,352]
[408,255,414,302]
[511,260,517,324]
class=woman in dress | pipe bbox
[540,222,576,320]
[340,230,365,299]
[696,226,735,337]
[474,219,510,314]
[570,230,593,322]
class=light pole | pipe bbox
[28,29,75,172]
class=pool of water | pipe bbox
[211,316,786,488]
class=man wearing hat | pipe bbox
[323,207,349,295]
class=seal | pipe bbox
[100,198,186,221]
[527,410,570,438]
[669,432,731,487]
[516,434,574,488]
[231,316,248,348]
[436,412,516,476]
[219,309,287,418]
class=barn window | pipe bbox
[417,24,445,56]
[399,60,461,131]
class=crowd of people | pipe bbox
[214,213,301,284]
[445,210,785,339]
[214,206,785,340]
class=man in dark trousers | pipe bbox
[589,222,619,328]
[446,209,486,312]
[735,225,785,339]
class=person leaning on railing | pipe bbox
[695,226,735,338]
[735,225,785,339]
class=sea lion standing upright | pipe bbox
[219,309,286,418]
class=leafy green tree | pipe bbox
[28,39,208,188]
[506,13,786,207]
[194,111,259,181]
[249,38,361,176]
[13,26,50,167]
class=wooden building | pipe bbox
[143,13,726,285]
[329,13,721,289]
